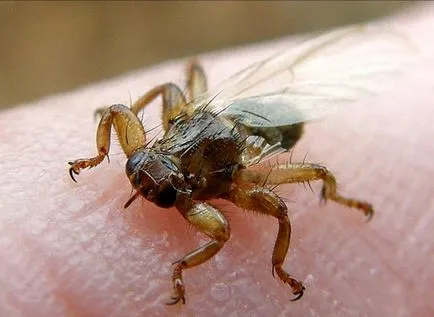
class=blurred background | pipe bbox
[0,1,414,109]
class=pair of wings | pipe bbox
[190,24,417,164]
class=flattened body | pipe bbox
[154,111,243,199]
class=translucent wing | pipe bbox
[197,24,417,128]
[191,24,417,165]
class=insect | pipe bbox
[68,25,415,305]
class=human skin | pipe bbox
[1,4,434,317]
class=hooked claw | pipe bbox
[68,162,79,183]
[166,274,186,305]
[272,264,306,302]
[364,205,375,222]
[319,187,327,206]
[290,284,306,302]
[165,295,186,306]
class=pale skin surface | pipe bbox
[1,4,434,317]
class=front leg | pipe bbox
[168,201,230,305]
[68,83,189,181]
[68,104,145,181]
[226,183,305,301]
[235,162,374,221]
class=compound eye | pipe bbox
[125,151,148,176]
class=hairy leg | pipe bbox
[68,80,192,181]
[234,162,374,220]
[186,59,208,100]
[68,104,145,181]
[130,59,208,131]
[130,83,187,131]
[168,200,230,305]
[226,183,305,300]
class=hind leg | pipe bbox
[226,183,305,301]
[234,162,374,221]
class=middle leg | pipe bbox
[186,59,208,100]
[128,59,208,131]
[130,83,187,131]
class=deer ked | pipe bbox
[68,25,417,305]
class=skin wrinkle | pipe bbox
[1,4,434,316]
[363,231,410,283]
[2,227,67,316]
[358,230,416,300]
[298,208,417,315]
[49,220,113,316]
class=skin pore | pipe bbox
[1,3,433,317]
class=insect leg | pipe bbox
[234,163,374,221]
[130,83,187,131]
[186,59,207,100]
[68,104,145,181]
[226,183,305,301]
[168,201,230,305]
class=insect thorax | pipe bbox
[155,111,244,199]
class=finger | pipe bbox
[1,4,433,317]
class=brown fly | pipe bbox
[68,25,416,305]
